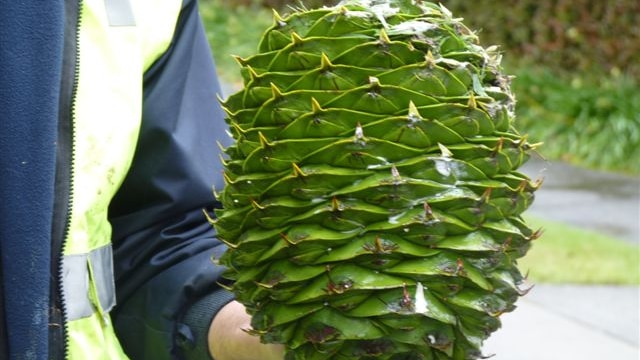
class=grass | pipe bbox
[519,216,640,285]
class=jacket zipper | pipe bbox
[50,0,83,359]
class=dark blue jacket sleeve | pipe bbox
[0,2,64,359]
[108,1,234,359]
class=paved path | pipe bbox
[521,157,640,244]
[484,285,639,359]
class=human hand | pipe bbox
[208,300,285,360]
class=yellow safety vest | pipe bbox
[62,0,181,358]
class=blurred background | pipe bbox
[198,0,639,358]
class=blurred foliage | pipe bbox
[200,0,640,174]
[224,0,640,77]
[511,66,640,174]
[200,0,273,84]
[441,0,640,78]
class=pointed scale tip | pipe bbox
[491,137,504,157]
[480,187,493,204]
[529,227,544,241]
[292,163,306,177]
[414,282,428,314]
[455,258,465,275]
[250,198,265,210]
[232,55,248,67]
[529,141,544,151]
[272,8,286,26]
[354,122,364,140]
[217,236,238,249]
[254,280,276,289]
[378,28,391,44]
[408,101,421,121]
[211,183,221,199]
[515,133,529,148]
[391,165,400,180]
[331,196,341,212]
[517,282,535,296]
[243,328,267,336]
[216,281,234,291]
[368,76,381,93]
[216,93,226,106]
[222,172,235,185]
[258,131,272,149]
[425,50,436,68]
[220,102,237,117]
[438,143,453,158]
[320,53,333,71]
[500,236,513,252]
[229,122,247,136]
[516,179,528,193]
[423,202,435,220]
[246,65,260,82]
[280,233,295,246]
[291,32,304,46]
[532,177,544,190]
[217,153,228,167]
[202,208,217,225]
[311,97,323,113]
[215,140,226,152]
[438,3,454,18]
[270,82,283,99]
[467,92,477,109]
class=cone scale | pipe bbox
[214,1,540,359]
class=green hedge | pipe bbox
[510,66,640,174]
[227,0,639,76]
[442,0,639,77]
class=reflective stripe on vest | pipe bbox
[104,0,136,26]
[62,244,115,321]
[61,0,182,358]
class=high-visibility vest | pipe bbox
[61,0,181,358]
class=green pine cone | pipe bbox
[213,1,541,359]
